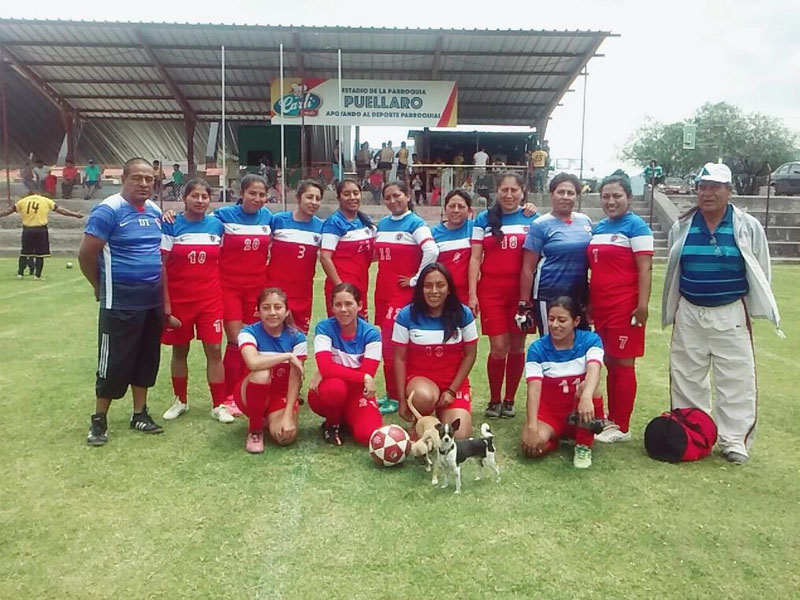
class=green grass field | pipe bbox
[1,258,798,599]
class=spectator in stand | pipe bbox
[530,144,549,193]
[411,173,425,205]
[21,160,36,194]
[332,144,341,183]
[378,142,394,182]
[152,160,165,200]
[396,141,409,182]
[61,159,80,199]
[33,159,51,194]
[356,142,372,180]
[643,159,664,188]
[83,159,102,200]
[473,146,489,179]
[368,169,384,201]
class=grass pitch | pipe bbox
[0,258,798,599]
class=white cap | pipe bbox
[697,162,732,184]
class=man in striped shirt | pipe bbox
[662,162,780,465]
[79,158,165,446]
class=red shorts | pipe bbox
[537,393,604,439]
[162,296,223,345]
[595,322,646,359]
[477,279,519,336]
[235,378,299,417]
[375,300,406,357]
[288,293,313,334]
[222,286,260,324]
[407,376,472,416]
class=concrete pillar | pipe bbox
[185,116,196,175]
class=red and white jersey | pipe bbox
[267,211,324,298]
[374,211,437,306]
[321,209,375,293]
[161,215,224,303]
[432,220,472,302]
[392,304,478,389]
[525,329,604,403]
[213,204,272,290]
[588,211,654,328]
[472,207,537,281]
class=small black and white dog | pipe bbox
[432,419,500,493]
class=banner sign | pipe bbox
[270,78,458,127]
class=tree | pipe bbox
[622,102,798,177]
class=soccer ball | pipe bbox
[368,424,411,467]
[66,261,74,269]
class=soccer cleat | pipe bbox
[485,402,502,418]
[16,274,23,279]
[246,432,264,453]
[723,450,748,465]
[87,413,108,446]
[567,412,606,434]
[211,404,235,424]
[573,444,593,469]
[223,399,243,418]
[500,401,516,418]
[594,423,632,443]
[163,398,188,420]
[378,396,398,415]
[323,424,343,446]
[129,408,164,434]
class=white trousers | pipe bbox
[669,297,757,456]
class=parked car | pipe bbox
[771,162,800,196]
[659,177,692,195]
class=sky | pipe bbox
[6,0,800,175]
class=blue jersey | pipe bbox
[84,194,163,310]
[238,323,307,359]
[313,317,382,368]
[524,212,593,302]
[525,329,604,401]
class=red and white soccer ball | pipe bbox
[368,425,411,467]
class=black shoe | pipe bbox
[130,407,164,434]
[500,401,516,418]
[323,424,343,446]
[567,412,605,434]
[485,402,502,418]
[87,413,108,446]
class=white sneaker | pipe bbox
[211,404,235,424]
[163,398,188,420]
[594,424,632,443]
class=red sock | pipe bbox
[604,365,616,420]
[383,358,398,400]
[593,395,605,419]
[223,343,243,398]
[503,352,525,404]
[609,366,636,433]
[307,378,349,426]
[576,425,594,448]
[236,381,270,433]
[487,355,506,404]
[171,376,188,403]
[209,382,226,408]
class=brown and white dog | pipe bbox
[407,391,441,471]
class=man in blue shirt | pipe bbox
[662,162,780,465]
[79,157,165,446]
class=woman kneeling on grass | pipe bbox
[521,296,604,469]
[394,263,478,439]
[308,283,384,446]
[237,288,306,454]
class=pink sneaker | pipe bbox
[246,432,264,454]
[224,399,243,418]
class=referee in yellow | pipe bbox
[0,191,84,279]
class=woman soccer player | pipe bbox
[588,175,653,443]
[394,263,478,438]
[521,297,605,469]
[519,173,593,336]
[320,179,376,318]
[236,288,306,453]
[308,283,383,446]
[433,190,539,303]
[266,180,324,333]
[374,180,439,409]
[214,175,273,410]
[160,179,232,423]
[468,172,539,419]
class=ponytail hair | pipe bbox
[336,178,374,230]
[384,180,414,212]
[488,171,527,240]
[182,177,211,199]
[296,179,324,199]
[598,174,633,198]
[256,287,298,332]
[331,281,362,305]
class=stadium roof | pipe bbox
[0,20,613,128]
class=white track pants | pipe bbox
[669,297,757,457]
